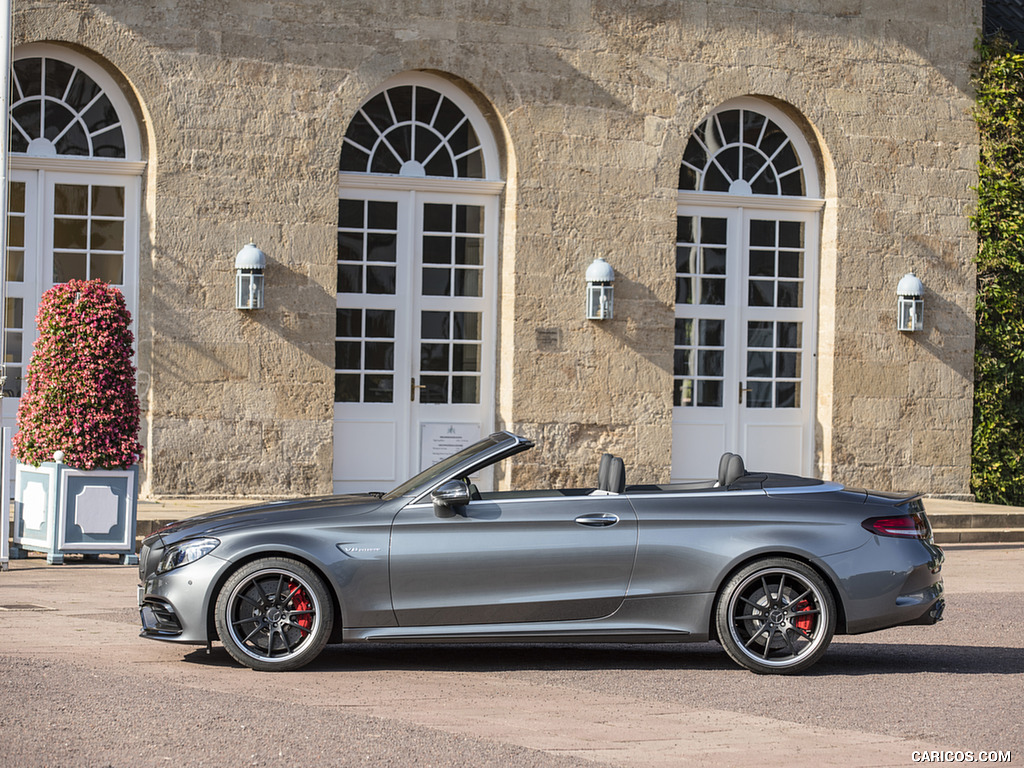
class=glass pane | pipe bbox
[336,308,362,337]
[699,319,724,347]
[701,217,727,244]
[453,344,480,372]
[90,253,124,284]
[422,236,451,264]
[421,311,449,339]
[702,247,726,275]
[335,341,361,369]
[91,219,124,251]
[420,343,449,371]
[421,267,451,296]
[676,245,697,274]
[777,281,802,308]
[748,381,772,408]
[673,349,692,376]
[749,251,775,277]
[54,252,87,282]
[5,298,23,329]
[338,199,363,228]
[778,251,802,278]
[4,331,21,362]
[91,186,124,216]
[696,380,722,407]
[777,322,801,348]
[674,378,694,407]
[454,237,482,265]
[364,374,394,403]
[674,318,692,346]
[454,312,480,340]
[700,277,725,305]
[54,218,88,249]
[365,309,395,337]
[423,203,451,232]
[7,214,23,248]
[83,94,119,133]
[454,269,481,297]
[337,231,364,262]
[748,280,774,307]
[452,376,479,404]
[366,266,396,294]
[677,216,694,243]
[747,321,773,347]
[779,220,804,248]
[421,375,448,404]
[456,205,484,234]
[335,373,360,402]
[747,351,773,378]
[366,233,396,262]
[697,350,723,377]
[776,351,801,378]
[776,381,800,408]
[337,264,362,293]
[749,219,775,247]
[6,252,24,282]
[675,276,693,304]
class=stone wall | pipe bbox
[13,0,980,497]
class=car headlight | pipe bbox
[156,538,220,574]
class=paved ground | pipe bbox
[0,544,1021,767]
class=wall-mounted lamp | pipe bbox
[897,272,924,332]
[235,242,266,310]
[585,257,615,320]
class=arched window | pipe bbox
[9,55,129,158]
[672,99,822,482]
[340,84,488,178]
[679,107,806,197]
[333,74,503,494]
[4,45,143,415]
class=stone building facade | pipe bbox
[3,0,980,498]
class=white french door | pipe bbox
[2,168,139,433]
[333,187,497,494]
[671,204,819,481]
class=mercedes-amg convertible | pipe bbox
[138,431,945,674]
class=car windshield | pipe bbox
[382,434,508,500]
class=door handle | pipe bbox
[574,513,619,527]
[410,378,427,401]
[738,381,752,404]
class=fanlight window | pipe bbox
[679,108,805,196]
[340,85,485,178]
[9,56,126,158]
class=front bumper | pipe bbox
[138,552,229,644]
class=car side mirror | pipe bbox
[431,479,471,515]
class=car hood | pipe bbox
[147,494,385,545]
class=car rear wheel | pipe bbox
[716,557,836,675]
[215,557,334,672]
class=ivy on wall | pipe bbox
[971,35,1024,505]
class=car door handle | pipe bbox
[574,513,619,527]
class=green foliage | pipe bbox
[971,36,1024,504]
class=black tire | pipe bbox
[715,557,836,675]
[215,557,334,672]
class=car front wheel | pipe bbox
[215,557,334,672]
[716,557,836,675]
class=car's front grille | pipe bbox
[138,540,164,581]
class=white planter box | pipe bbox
[11,462,138,565]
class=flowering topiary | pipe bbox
[12,279,142,470]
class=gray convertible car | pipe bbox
[138,431,945,675]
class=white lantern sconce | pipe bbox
[235,242,266,310]
[897,272,924,332]
[585,258,615,320]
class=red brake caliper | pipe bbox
[287,581,313,634]
[794,599,814,633]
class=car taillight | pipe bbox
[862,512,930,539]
